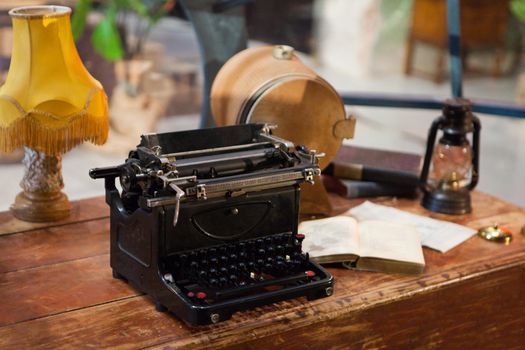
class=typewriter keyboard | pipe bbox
[163,233,322,304]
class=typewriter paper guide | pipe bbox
[300,217,425,274]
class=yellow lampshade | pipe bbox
[0,5,108,155]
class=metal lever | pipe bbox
[169,183,185,227]
[157,175,195,227]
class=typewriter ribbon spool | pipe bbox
[211,45,355,214]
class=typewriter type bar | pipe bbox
[90,123,334,326]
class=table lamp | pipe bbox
[0,6,108,222]
[419,98,481,215]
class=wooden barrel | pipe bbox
[211,45,355,171]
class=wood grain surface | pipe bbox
[0,192,524,349]
[0,196,108,236]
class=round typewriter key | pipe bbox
[187,292,195,298]
[296,233,305,239]
[196,292,207,299]
[306,270,316,277]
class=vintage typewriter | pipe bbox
[89,124,334,325]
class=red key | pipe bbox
[187,292,195,298]
[196,292,207,299]
[305,270,315,277]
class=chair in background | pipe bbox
[404,0,514,83]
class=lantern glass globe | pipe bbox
[431,143,472,191]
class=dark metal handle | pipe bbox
[419,117,444,193]
[468,116,481,190]
[89,166,121,179]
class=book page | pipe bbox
[358,220,425,266]
[299,216,360,259]
[347,201,476,252]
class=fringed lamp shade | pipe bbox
[0,6,109,222]
[0,5,108,155]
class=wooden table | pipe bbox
[0,192,524,349]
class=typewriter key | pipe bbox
[306,270,316,277]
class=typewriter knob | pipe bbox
[120,164,139,192]
[209,278,219,287]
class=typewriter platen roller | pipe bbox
[89,123,334,326]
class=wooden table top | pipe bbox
[0,191,524,349]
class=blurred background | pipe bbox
[0,0,524,209]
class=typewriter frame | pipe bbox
[95,124,334,326]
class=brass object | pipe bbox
[477,224,512,244]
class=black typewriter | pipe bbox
[89,123,334,326]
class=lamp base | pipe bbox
[11,191,71,222]
[421,188,471,215]
[10,147,71,222]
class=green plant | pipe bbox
[72,0,175,61]
[511,0,525,24]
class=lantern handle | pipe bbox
[419,117,445,193]
[468,116,481,190]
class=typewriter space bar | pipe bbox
[215,273,308,300]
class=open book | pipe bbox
[299,216,425,274]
